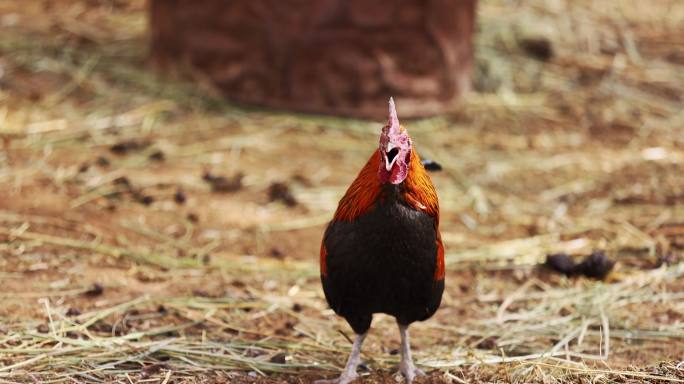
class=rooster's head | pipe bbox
[378,98,412,185]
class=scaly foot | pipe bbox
[397,323,426,383]
[316,333,367,384]
[399,361,425,383]
[313,371,358,384]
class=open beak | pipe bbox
[384,143,399,171]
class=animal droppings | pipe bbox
[268,182,297,207]
[545,251,614,279]
[203,171,243,193]
[148,150,165,162]
[84,283,104,297]
[545,253,576,275]
[173,189,186,204]
[574,250,615,279]
[110,139,151,155]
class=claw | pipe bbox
[313,372,358,384]
[399,364,425,383]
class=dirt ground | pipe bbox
[1,0,684,383]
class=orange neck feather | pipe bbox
[333,150,383,221]
[333,148,439,222]
[404,148,440,220]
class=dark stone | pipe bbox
[520,36,554,61]
[269,352,288,364]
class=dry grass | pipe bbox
[1,0,684,383]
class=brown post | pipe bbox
[149,1,476,118]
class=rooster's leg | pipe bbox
[398,323,425,383]
[314,333,367,384]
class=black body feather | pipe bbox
[321,184,444,334]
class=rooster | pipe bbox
[317,98,444,383]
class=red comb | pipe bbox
[388,97,400,132]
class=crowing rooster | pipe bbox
[317,98,444,383]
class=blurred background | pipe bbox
[1,1,683,383]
